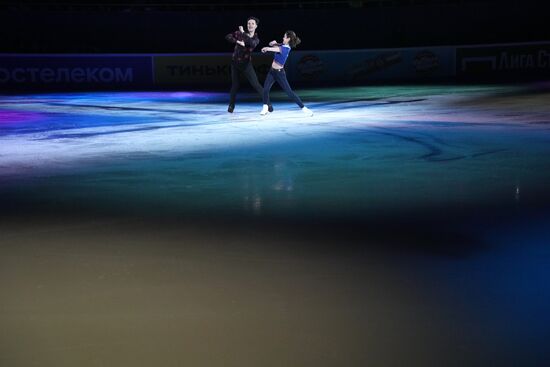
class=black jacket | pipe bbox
[225,31,260,63]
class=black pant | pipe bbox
[229,61,263,105]
[263,68,304,108]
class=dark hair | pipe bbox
[247,16,260,25]
[285,30,301,48]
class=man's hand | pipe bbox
[238,26,244,33]
[269,40,278,46]
[236,40,245,47]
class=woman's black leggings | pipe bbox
[229,61,264,105]
[262,68,304,108]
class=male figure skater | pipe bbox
[225,16,273,113]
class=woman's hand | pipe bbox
[269,40,278,46]
[261,47,268,53]
[238,26,244,33]
[236,40,245,47]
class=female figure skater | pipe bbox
[225,17,272,113]
[260,30,312,116]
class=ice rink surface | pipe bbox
[1,84,550,366]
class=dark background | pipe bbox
[1,0,546,53]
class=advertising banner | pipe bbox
[286,46,456,84]
[154,54,273,86]
[2,42,546,90]
[0,55,153,89]
[457,42,550,80]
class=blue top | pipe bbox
[273,44,291,67]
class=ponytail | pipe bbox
[285,30,301,48]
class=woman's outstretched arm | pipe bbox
[261,46,281,53]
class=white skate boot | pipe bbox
[301,106,313,117]
[260,104,271,116]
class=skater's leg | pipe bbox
[228,63,240,111]
[262,71,276,106]
[243,63,264,97]
[274,70,304,108]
